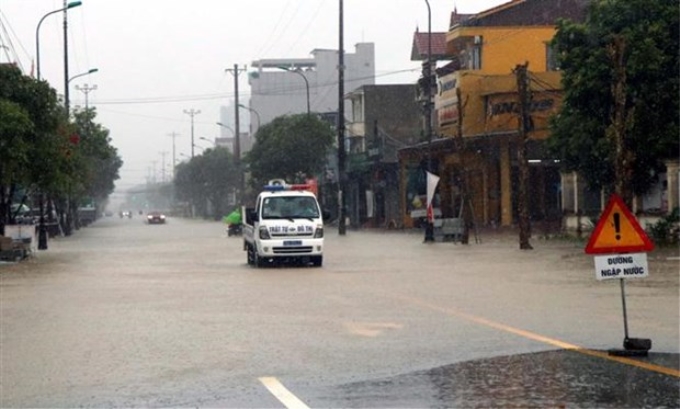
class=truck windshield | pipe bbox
[262,196,320,219]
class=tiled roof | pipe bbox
[462,0,588,27]
[411,31,448,61]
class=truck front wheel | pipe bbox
[254,251,265,268]
[311,256,323,267]
[246,244,254,266]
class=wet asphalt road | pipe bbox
[1,216,678,408]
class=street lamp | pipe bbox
[35,1,81,81]
[237,104,261,135]
[199,137,216,146]
[277,66,310,115]
[216,122,235,136]
[68,67,98,85]
[34,0,82,250]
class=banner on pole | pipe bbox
[426,171,440,222]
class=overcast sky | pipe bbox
[1,0,506,190]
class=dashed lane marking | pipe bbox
[259,376,310,409]
[395,294,680,378]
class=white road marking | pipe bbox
[259,376,310,409]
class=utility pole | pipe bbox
[338,0,347,235]
[456,87,470,244]
[183,108,201,158]
[226,64,247,203]
[63,0,70,118]
[159,151,168,183]
[76,83,97,144]
[75,83,97,109]
[168,132,179,178]
[514,62,533,250]
[423,0,435,243]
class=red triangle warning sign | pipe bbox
[585,193,655,254]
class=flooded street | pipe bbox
[1,216,678,407]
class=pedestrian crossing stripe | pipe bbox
[585,193,654,254]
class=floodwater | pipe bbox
[1,216,678,407]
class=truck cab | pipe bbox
[243,181,325,267]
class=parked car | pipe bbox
[146,211,166,224]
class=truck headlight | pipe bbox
[259,227,271,240]
[314,227,324,238]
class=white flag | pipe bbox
[426,171,440,221]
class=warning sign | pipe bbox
[594,253,649,280]
[585,194,655,254]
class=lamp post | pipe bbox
[216,122,235,136]
[199,137,216,147]
[71,69,98,111]
[277,66,310,115]
[68,67,98,85]
[423,0,435,243]
[338,0,347,235]
[35,1,81,81]
[237,104,261,135]
[216,121,237,155]
[34,0,82,250]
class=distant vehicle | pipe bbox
[146,211,166,224]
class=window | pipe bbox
[471,45,482,70]
[546,43,560,71]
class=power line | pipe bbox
[86,68,419,106]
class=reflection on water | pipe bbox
[333,350,679,408]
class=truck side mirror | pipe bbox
[322,209,332,222]
[249,209,259,222]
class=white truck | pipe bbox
[242,180,327,267]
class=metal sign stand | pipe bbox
[609,277,652,357]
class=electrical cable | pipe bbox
[90,67,418,105]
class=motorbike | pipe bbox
[227,223,242,237]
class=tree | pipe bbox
[548,0,679,205]
[245,114,335,188]
[0,64,122,234]
[58,107,122,229]
[0,100,32,226]
[173,147,237,218]
[0,64,64,234]
[71,107,122,204]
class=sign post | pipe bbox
[585,194,655,356]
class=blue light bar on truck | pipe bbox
[262,183,313,192]
[263,184,286,192]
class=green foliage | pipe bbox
[245,114,334,187]
[0,64,65,191]
[70,107,123,203]
[647,207,679,246]
[173,147,238,218]
[548,0,679,194]
[0,100,32,187]
[0,64,122,228]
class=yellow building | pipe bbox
[400,0,588,229]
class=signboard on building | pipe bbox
[485,92,559,134]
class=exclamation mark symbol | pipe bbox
[613,213,621,241]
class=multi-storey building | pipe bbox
[400,0,589,229]
[247,43,375,133]
[344,84,422,228]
